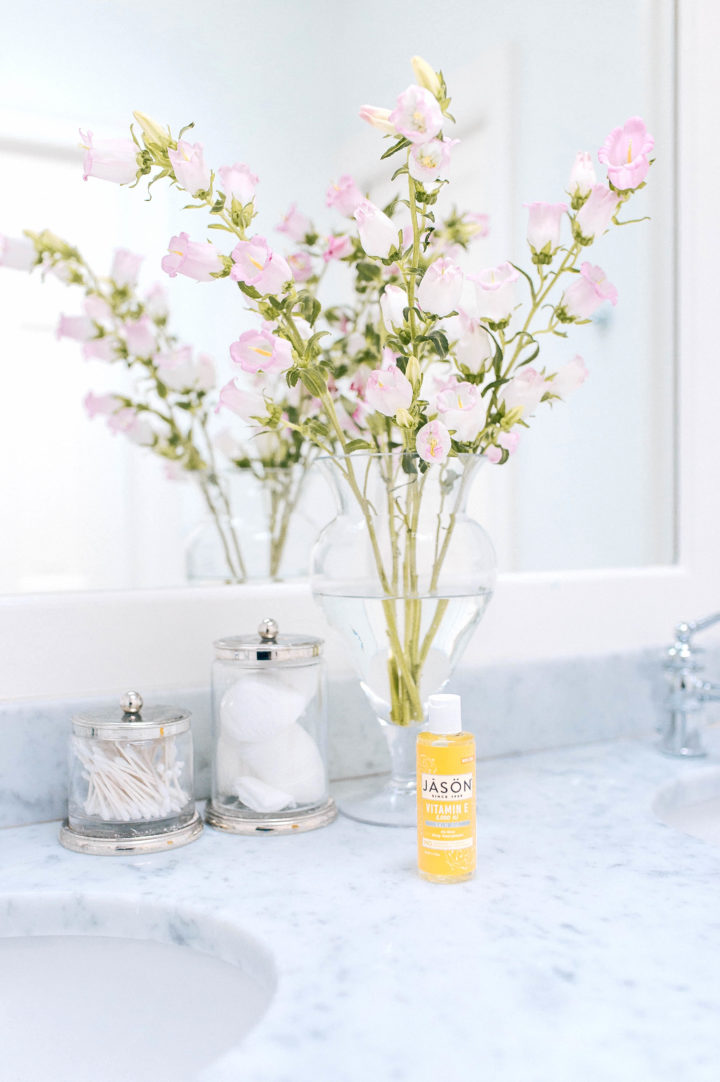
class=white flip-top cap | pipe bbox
[427,693,462,734]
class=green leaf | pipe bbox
[401,452,418,476]
[344,438,374,453]
[481,377,509,398]
[236,280,261,300]
[296,292,322,325]
[356,261,382,282]
[299,368,327,398]
[510,262,537,303]
[424,330,449,358]
[381,136,412,160]
[518,342,540,367]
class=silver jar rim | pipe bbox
[72,697,190,740]
[214,617,323,663]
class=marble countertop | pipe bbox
[2,736,720,1082]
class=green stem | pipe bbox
[200,419,247,581]
[197,474,242,583]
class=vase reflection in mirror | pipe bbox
[312,452,496,826]
[186,463,329,583]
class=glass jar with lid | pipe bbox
[60,691,202,854]
[207,618,336,833]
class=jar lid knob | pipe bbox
[258,618,279,643]
[121,690,144,716]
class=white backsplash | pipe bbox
[0,646,686,829]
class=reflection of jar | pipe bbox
[206,619,336,834]
[60,691,202,855]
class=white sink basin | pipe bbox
[653,765,720,846]
[0,898,276,1082]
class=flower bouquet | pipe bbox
[13,55,653,821]
[1,230,320,583]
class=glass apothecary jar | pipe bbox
[207,618,336,834]
[60,691,203,855]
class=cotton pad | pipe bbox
[233,775,295,813]
[220,674,306,742]
[241,723,326,805]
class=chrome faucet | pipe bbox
[659,613,720,757]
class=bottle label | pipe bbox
[420,772,473,799]
[417,740,476,879]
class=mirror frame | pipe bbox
[4,0,719,701]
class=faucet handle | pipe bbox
[675,612,720,646]
[659,612,720,758]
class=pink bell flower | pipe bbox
[524,202,567,255]
[193,353,216,392]
[485,446,502,464]
[157,346,214,392]
[416,419,451,464]
[598,117,654,191]
[230,236,292,294]
[144,283,169,321]
[161,233,223,282]
[435,381,485,442]
[124,315,156,357]
[417,257,464,316]
[213,428,245,461]
[0,234,36,271]
[354,200,398,259]
[82,337,116,362]
[80,130,138,185]
[469,262,519,324]
[84,295,112,324]
[109,247,142,287]
[559,262,618,320]
[108,407,154,445]
[365,365,413,416]
[168,140,211,196]
[453,312,496,374]
[568,152,597,199]
[277,204,312,243]
[57,314,95,341]
[498,430,520,455]
[111,248,143,288]
[326,175,365,217]
[84,391,122,419]
[358,105,396,134]
[408,138,457,183]
[500,368,548,417]
[323,235,354,263]
[218,163,258,204]
[288,251,314,282]
[465,213,490,240]
[217,381,267,421]
[229,327,293,375]
[551,355,589,398]
[380,284,408,329]
[389,85,443,144]
[575,184,620,241]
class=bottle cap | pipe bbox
[427,693,462,734]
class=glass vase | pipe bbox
[186,463,323,584]
[311,452,496,825]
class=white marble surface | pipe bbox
[2,736,720,1082]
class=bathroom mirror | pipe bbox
[0,0,676,594]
